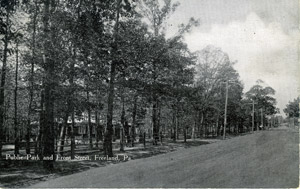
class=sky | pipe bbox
[164,0,299,116]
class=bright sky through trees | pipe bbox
[165,0,299,116]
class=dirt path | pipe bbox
[30,127,299,188]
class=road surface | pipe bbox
[30,126,299,188]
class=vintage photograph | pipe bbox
[0,0,299,188]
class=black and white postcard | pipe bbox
[0,0,299,188]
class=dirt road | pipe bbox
[30,127,299,188]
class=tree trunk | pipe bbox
[216,113,219,136]
[192,122,195,140]
[59,113,68,155]
[240,119,244,133]
[95,109,99,148]
[184,126,187,143]
[87,91,93,149]
[104,57,116,156]
[199,112,204,138]
[192,110,197,140]
[70,109,75,159]
[0,8,10,159]
[132,94,138,147]
[120,91,125,152]
[271,116,273,128]
[174,109,178,142]
[58,124,65,155]
[3,95,11,143]
[172,108,176,141]
[158,100,162,144]
[42,0,55,170]
[143,132,146,148]
[152,97,158,145]
[25,98,31,153]
[95,86,103,148]
[37,90,45,157]
[65,47,77,159]
[14,42,20,155]
[26,0,38,155]
[104,0,121,157]
[120,128,125,152]
[204,123,207,138]
[196,111,199,138]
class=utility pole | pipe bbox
[243,100,257,133]
[222,80,241,139]
[252,100,255,133]
[223,81,228,140]
[261,108,263,129]
[251,100,258,133]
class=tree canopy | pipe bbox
[0,0,281,169]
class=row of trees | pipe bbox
[284,97,299,126]
[0,0,279,170]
